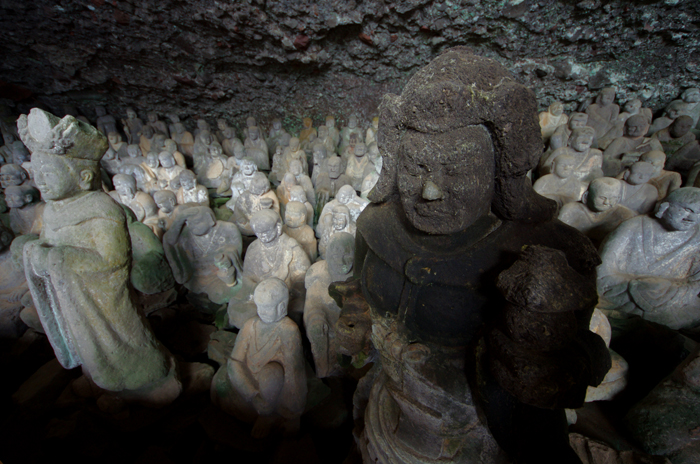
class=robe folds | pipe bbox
[24,191,171,391]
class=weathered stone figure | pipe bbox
[5,184,44,236]
[19,108,181,406]
[331,48,609,464]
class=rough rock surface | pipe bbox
[0,0,699,131]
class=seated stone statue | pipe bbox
[586,87,620,141]
[176,170,210,207]
[288,185,314,228]
[647,100,689,136]
[319,184,369,230]
[637,150,681,200]
[163,205,243,305]
[193,130,223,168]
[340,132,359,169]
[153,190,180,234]
[122,143,145,168]
[227,210,310,329]
[147,112,169,137]
[139,125,156,157]
[345,142,374,192]
[241,116,257,140]
[619,161,659,214]
[288,159,315,206]
[156,151,186,192]
[231,172,280,236]
[674,87,700,129]
[107,132,129,159]
[140,151,160,183]
[539,101,568,144]
[539,127,603,182]
[221,126,241,158]
[95,106,118,136]
[226,157,258,206]
[193,119,211,141]
[0,164,30,190]
[365,117,379,146]
[163,139,187,168]
[214,119,232,144]
[533,154,586,208]
[304,232,354,378]
[5,185,43,236]
[211,277,306,438]
[618,98,653,125]
[110,174,158,223]
[275,172,297,209]
[310,143,329,187]
[282,201,317,262]
[132,166,159,196]
[171,122,194,158]
[325,115,340,150]
[299,117,317,145]
[100,148,122,177]
[656,116,700,175]
[19,108,181,406]
[282,137,308,174]
[166,113,180,137]
[360,148,382,199]
[244,126,269,171]
[121,107,144,144]
[597,187,700,329]
[603,115,661,176]
[314,155,352,205]
[558,177,637,247]
[339,115,363,155]
[266,118,290,155]
[318,205,356,259]
[196,143,227,189]
[268,145,287,186]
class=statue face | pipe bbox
[108,134,120,145]
[624,100,641,113]
[661,200,700,231]
[553,157,575,179]
[223,127,234,139]
[181,175,196,190]
[273,120,281,130]
[160,154,175,168]
[33,154,81,201]
[337,187,353,204]
[255,219,281,244]
[188,210,215,236]
[671,117,694,138]
[332,213,347,230]
[570,115,587,129]
[241,162,256,176]
[175,124,185,134]
[326,117,335,128]
[355,145,366,157]
[156,196,175,213]
[202,133,213,145]
[348,116,357,129]
[626,164,655,186]
[127,110,136,119]
[685,89,700,104]
[210,144,222,157]
[600,90,615,106]
[148,113,157,123]
[146,154,159,168]
[284,208,305,228]
[397,127,494,234]
[143,126,154,138]
[249,128,259,140]
[589,182,619,212]
[625,119,647,138]
[217,120,227,131]
[550,102,564,116]
[328,159,341,177]
[571,133,593,152]
[5,190,28,209]
[667,108,682,119]
[257,299,286,324]
[198,120,208,129]
[290,138,300,150]
[115,179,135,199]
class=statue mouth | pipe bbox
[415,200,451,217]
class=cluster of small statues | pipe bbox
[2,47,700,464]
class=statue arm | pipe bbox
[228,323,258,401]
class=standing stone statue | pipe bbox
[18,108,182,406]
[330,48,609,464]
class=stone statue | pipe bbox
[153,190,180,234]
[156,151,186,192]
[585,87,620,141]
[283,137,308,175]
[19,108,181,406]
[618,98,652,125]
[100,147,122,177]
[287,185,314,228]
[5,185,44,236]
[656,115,700,174]
[299,117,317,145]
[318,204,356,259]
[602,114,660,176]
[110,174,158,223]
[193,130,222,164]
[326,115,340,150]
[171,122,194,158]
[163,205,243,305]
[147,111,169,137]
[195,142,227,189]
[0,224,30,339]
[318,185,368,236]
[163,139,187,168]
[166,113,180,137]
[226,157,258,206]
[94,106,118,136]
[315,155,352,205]
[330,50,610,464]
[241,116,257,140]
[121,107,143,145]
[193,119,211,141]
[282,201,317,262]
[533,154,586,208]
[215,119,232,144]
[340,132,360,169]
[275,172,298,209]
[244,126,269,171]
[304,232,354,378]
[227,209,310,329]
[597,187,700,330]
[310,143,329,187]
[139,125,156,157]
[636,150,681,201]
[288,159,315,206]
[673,87,700,129]
[539,101,568,144]
[365,117,379,147]
[107,132,129,159]
[598,99,653,150]
[345,142,374,191]
[123,143,145,167]
[619,161,659,214]
[266,118,289,155]
[132,165,159,196]
[539,127,603,183]
[558,177,637,247]
[647,100,689,136]
[176,169,210,207]
[268,145,287,186]
[221,127,241,158]
[0,164,30,189]
[339,115,363,155]
[211,277,306,438]
[231,172,280,236]
[361,149,383,199]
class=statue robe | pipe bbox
[23,191,170,391]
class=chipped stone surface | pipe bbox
[0,1,699,128]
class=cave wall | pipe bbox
[0,0,698,132]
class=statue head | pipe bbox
[113,173,137,200]
[584,177,622,213]
[142,125,154,139]
[246,116,256,128]
[549,101,564,116]
[132,166,147,183]
[4,185,39,209]
[108,132,122,146]
[665,100,689,119]
[328,156,342,178]
[327,232,355,281]
[168,113,180,124]
[318,125,329,138]
[656,187,700,231]
[174,122,186,134]
[251,209,283,245]
[254,277,289,324]
[570,127,595,152]
[17,108,106,201]
[670,115,694,138]
[223,127,235,139]
[240,158,257,176]
[217,119,228,131]
[146,152,159,169]
[348,133,358,148]
[272,118,282,130]
[332,205,350,231]
[289,185,307,204]
[640,150,666,175]
[153,134,167,152]
[551,154,575,179]
[250,172,270,196]
[624,114,649,139]
[154,190,177,214]
[197,119,209,130]
[624,161,656,186]
[248,126,260,140]
[11,141,30,165]
[372,116,379,130]
[126,108,137,119]
[159,151,175,168]
[0,164,29,189]
[289,137,300,150]
[303,117,312,129]
[282,172,297,188]
[289,159,303,177]
[623,99,642,114]
[179,170,197,191]
[348,115,358,129]
[209,143,223,157]
[127,144,141,158]
[103,148,117,161]
[355,143,367,158]
[597,87,616,106]
[372,48,552,233]
[201,130,213,145]
[148,112,158,123]
[326,116,335,128]
[681,88,700,104]
[569,112,588,130]
[284,201,307,228]
[336,185,355,205]
[185,206,216,236]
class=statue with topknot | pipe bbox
[330,48,610,464]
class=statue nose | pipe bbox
[422,180,443,201]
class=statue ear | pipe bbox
[623,170,629,181]
[581,190,588,204]
[79,170,94,190]
[655,202,670,219]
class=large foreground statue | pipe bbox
[18,109,181,406]
[331,48,609,464]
